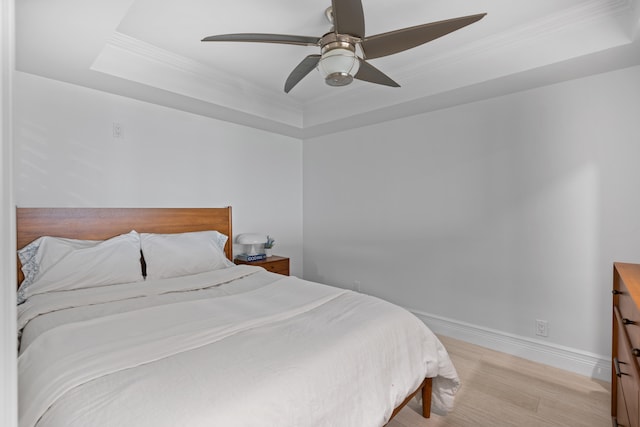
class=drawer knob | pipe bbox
[623,318,637,325]
[633,348,640,357]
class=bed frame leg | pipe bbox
[422,377,432,418]
[388,377,433,423]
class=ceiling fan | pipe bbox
[202,0,486,93]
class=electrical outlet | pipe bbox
[112,122,124,139]
[535,319,549,337]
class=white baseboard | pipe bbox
[409,308,611,382]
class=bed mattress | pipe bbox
[18,265,459,427]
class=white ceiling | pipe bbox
[15,0,640,138]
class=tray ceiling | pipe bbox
[16,0,640,138]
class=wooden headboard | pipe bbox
[16,207,233,287]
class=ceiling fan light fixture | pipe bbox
[319,47,360,87]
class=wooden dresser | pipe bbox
[613,262,640,427]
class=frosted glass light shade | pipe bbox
[319,48,360,87]
[236,233,268,255]
[236,233,268,245]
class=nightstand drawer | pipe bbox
[234,255,290,276]
[261,258,289,275]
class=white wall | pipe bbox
[303,65,640,373]
[1,0,17,426]
[13,72,304,276]
[10,56,640,387]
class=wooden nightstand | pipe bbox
[234,255,290,276]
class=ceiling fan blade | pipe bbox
[354,59,400,87]
[331,0,365,38]
[361,13,486,59]
[202,33,320,47]
[285,54,321,93]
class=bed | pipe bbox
[16,207,460,427]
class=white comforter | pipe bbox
[18,265,459,427]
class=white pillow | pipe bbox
[17,231,144,303]
[18,236,97,293]
[140,231,234,280]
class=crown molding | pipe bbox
[94,32,304,128]
[401,0,632,78]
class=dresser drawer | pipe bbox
[618,279,640,351]
[616,306,640,427]
[613,263,640,426]
[617,379,631,427]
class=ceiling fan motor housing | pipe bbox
[319,33,360,86]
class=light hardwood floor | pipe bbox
[388,335,610,427]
